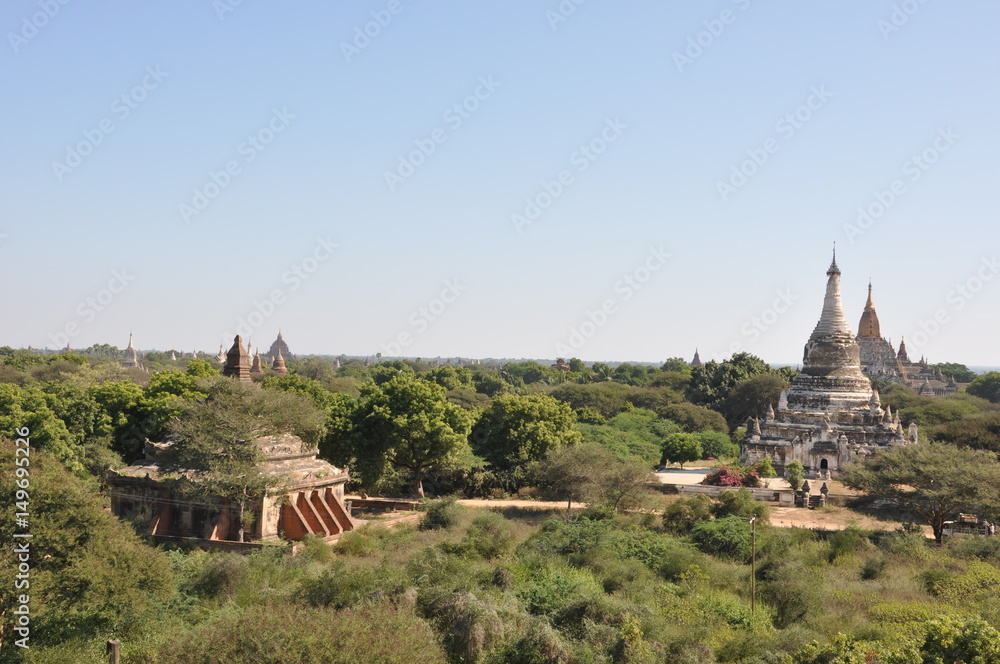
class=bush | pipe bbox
[690,516,752,560]
[420,589,506,663]
[827,527,870,562]
[860,555,888,581]
[662,495,713,534]
[448,512,517,560]
[158,602,448,664]
[299,560,405,609]
[701,464,760,488]
[420,497,464,530]
[711,489,770,523]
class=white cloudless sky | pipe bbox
[2,0,999,366]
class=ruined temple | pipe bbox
[741,253,913,478]
[107,433,354,546]
[221,335,252,382]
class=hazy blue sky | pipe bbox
[3,1,998,365]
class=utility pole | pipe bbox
[749,515,756,619]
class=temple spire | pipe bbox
[810,250,851,339]
[857,280,881,339]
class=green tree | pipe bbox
[535,443,609,510]
[425,365,474,390]
[718,373,789,430]
[471,393,582,471]
[696,430,739,459]
[0,383,81,473]
[785,459,804,491]
[0,439,174,647]
[185,357,218,378]
[660,357,691,373]
[536,443,652,512]
[931,362,977,384]
[158,378,326,541]
[351,373,472,497]
[661,402,728,433]
[967,371,1000,403]
[841,442,1000,542]
[549,382,636,418]
[472,371,507,397]
[686,352,775,410]
[932,412,1000,454]
[661,432,702,468]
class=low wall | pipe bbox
[676,485,779,501]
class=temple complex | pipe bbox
[856,283,965,395]
[267,330,294,363]
[106,433,354,546]
[742,253,914,478]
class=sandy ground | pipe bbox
[352,473,902,533]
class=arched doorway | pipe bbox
[820,458,829,471]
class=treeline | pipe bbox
[2,347,999,500]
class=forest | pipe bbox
[3,345,1000,662]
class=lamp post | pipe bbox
[749,515,756,619]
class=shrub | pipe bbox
[860,555,888,581]
[785,460,804,491]
[420,497,464,530]
[662,495,713,534]
[691,516,752,561]
[158,602,448,664]
[827,527,870,562]
[420,589,506,663]
[448,512,517,560]
[711,489,770,523]
[299,560,405,609]
[701,464,760,488]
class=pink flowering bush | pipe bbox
[700,463,762,488]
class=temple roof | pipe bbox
[857,281,882,339]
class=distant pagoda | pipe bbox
[266,330,294,363]
[222,335,252,382]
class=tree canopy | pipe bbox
[841,442,1000,541]
[350,373,472,497]
[471,393,581,472]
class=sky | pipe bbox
[2,1,999,366]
